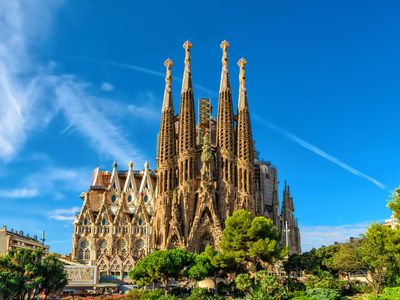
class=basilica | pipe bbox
[71,41,301,281]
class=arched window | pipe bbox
[128,195,132,202]
[144,195,148,203]
[96,239,107,258]
[116,238,128,257]
[101,218,106,226]
[78,239,90,260]
[111,195,116,203]
[138,218,143,226]
[83,218,88,225]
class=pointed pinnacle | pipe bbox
[183,41,192,66]
[220,40,230,66]
[164,58,173,85]
[238,57,247,85]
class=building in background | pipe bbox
[71,41,301,281]
[0,225,49,256]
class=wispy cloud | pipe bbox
[100,82,114,92]
[48,206,80,221]
[0,1,149,165]
[0,188,38,198]
[300,222,372,251]
[254,116,386,189]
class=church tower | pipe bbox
[236,58,255,212]
[216,41,236,221]
[177,41,197,241]
[153,59,177,249]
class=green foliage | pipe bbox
[235,270,288,300]
[305,288,342,300]
[129,249,195,290]
[220,210,286,273]
[358,223,398,294]
[187,287,221,300]
[0,248,67,300]
[330,239,365,276]
[127,288,177,300]
[387,187,400,220]
[305,271,342,290]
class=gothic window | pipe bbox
[101,218,106,226]
[128,195,132,202]
[135,239,144,252]
[129,182,132,190]
[83,218,88,225]
[96,239,107,258]
[112,182,116,190]
[111,195,116,203]
[78,239,90,260]
[116,238,128,257]
[138,218,143,226]
[144,195,148,203]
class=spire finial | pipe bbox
[144,160,149,170]
[113,160,118,169]
[183,41,192,68]
[164,58,173,85]
[238,57,247,86]
[128,161,133,170]
[220,40,230,67]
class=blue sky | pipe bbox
[1,1,399,254]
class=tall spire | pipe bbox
[236,57,254,212]
[236,57,253,164]
[178,40,196,157]
[157,58,176,169]
[216,40,235,220]
[217,40,235,154]
[182,41,193,92]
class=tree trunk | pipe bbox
[213,270,218,294]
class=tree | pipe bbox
[219,210,286,275]
[330,239,365,284]
[387,187,400,220]
[129,249,195,292]
[0,249,67,300]
[39,255,68,299]
[358,223,397,294]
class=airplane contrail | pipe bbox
[106,60,216,96]
[253,115,386,189]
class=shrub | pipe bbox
[187,287,221,300]
[305,271,342,290]
[305,288,341,300]
[127,289,177,300]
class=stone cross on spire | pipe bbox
[181,41,193,92]
[220,40,230,67]
[238,58,247,87]
[238,58,248,110]
[164,58,173,85]
[162,58,174,112]
[183,41,192,69]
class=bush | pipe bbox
[382,286,400,297]
[305,288,341,300]
[305,271,342,291]
[127,289,177,300]
[187,287,221,300]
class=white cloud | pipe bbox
[0,188,38,198]
[23,164,92,196]
[100,82,114,92]
[0,1,149,165]
[48,206,80,221]
[300,222,373,251]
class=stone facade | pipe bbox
[71,41,301,281]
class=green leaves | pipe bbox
[219,209,285,273]
[129,249,195,289]
[0,249,67,300]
